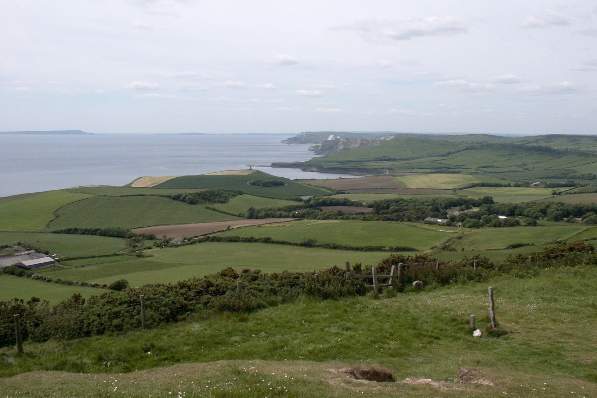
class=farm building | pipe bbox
[18,256,56,269]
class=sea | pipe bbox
[0,133,350,198]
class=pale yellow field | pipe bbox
[395,173,481,189]
[130,176,175,187]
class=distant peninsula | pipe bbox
[0,130,92,135]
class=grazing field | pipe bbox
[434,224,588,262]
[458,187,560,203]
[48,196,238,230]
[542,193,597,205]
[326,192,454,203]
[68,186,206,196]
[210,194,298,215]
[0,274,100,303]
[2,266,597,397]
[0,231,127,258]
[156,170,331,199]
[132,218,296,240]
[395,173,482,189]
[44,243,389,286]
[215,220,456,250]
[0,191,90,231]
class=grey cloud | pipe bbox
[296,89,323,97]
[435,79,494,93]
[340,17,467,43]
[491,74,523,84]
[519,81,578,95]
[126,81,160,92]
[522,14,571,28]
[272,54,299,66]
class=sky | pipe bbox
[1,0,597,134]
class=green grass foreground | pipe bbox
[1,266,596,397]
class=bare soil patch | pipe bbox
[319,205,373,214]
[130,176,176,188]
[344,366,395,382]
[133,218,296,240]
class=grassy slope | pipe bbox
[215,220,455,250]
[211,194,298,215]
[0,231,127,258]
[156,171,331,199]
[0,274,100,303]
[1,266,596,397]
[67,186,207,196]
[457,187,560,203]
[0,191,90,231]
[395,173,482,189]
[433,224,588,262]
[303,136,597,182]
[542,193,597,205]
[43,243,390,286]
[48,196,238,230]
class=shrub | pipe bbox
[109,279,129,291]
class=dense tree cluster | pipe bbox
[170,190,240,205]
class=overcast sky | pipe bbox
[2,0,597,134]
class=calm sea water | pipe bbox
[0,134,347,197]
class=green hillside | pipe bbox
[48,196,238,230]
[156,170,331,199]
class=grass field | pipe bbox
[0,231,127,258]
[48,196,238,230]
[210,194,298,215]
[0,274,100,303]
[67,186,207,196]
[43,243,390,286]
[395,173,482,189]
[433,224,589,262]
[0,191,90,231]
[156,170,331,199]
[458,187,561,203]
[542,193,597,205]
[2,266,596,397]
[215,220,456,250]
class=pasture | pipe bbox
[132,218,296,240]
[48,196,238,230]
[156,170,331,199]
[210,194,297,215]
[0,191,89,231]
[395,173,482,189]
[458,187,561,203]
[2,266,597,397]
[0,274,99,303]
[0,231,127,258]
[542,192,597,205]
[44,243,390,286]
[434,224,589,262]
[215,220,456,250]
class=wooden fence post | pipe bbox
[14,314,23,354]
[397,263,404,289]
[469,314,476,330]
[488,287,497,329]
[140,295,145,329]
[371,266,378,295]
[388,265,396,288]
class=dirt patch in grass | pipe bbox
[344,366,395,382]
[130,176,176,188]
[133,218,296,240]
[302,176,447,195]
